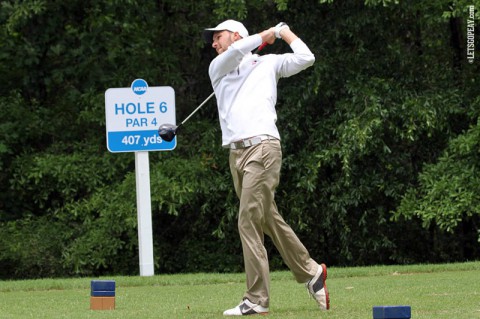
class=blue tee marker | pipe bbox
[373,305,411,319]
[91,280,116,297]
[90,280,116,310]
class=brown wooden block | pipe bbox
[90,296,115,310]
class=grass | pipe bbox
[1,262,480,318]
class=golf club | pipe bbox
[158,92,215,142]
[158,42,268,142]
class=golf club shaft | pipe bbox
[180,91,215,126]
[178,42,268,127]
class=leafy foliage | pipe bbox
[0,0,479,278]
[394,118,480,233]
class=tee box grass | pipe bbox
[0,262,479,318]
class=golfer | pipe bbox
[203,20,329,316]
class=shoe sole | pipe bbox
[321,263,330,310]
[223,313,268,316]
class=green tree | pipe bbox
[0,0,479,278]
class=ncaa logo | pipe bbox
[131,79,148,95]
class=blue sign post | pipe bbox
[105,79,176,152]
[105,79,175,276]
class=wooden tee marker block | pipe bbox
[373,305,411,319]
[90,296,115,310]
[90,280,116,310]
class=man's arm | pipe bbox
[208,34,263,85]
[259,24,315,78]
[278,27,298,45]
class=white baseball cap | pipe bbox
[203,20,249,43]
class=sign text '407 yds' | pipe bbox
[122,134,164,147]
[115,101,168,127]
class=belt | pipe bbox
[228,135,275,150]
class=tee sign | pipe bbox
[105,79,176,152]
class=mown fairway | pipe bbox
[1,262,479,318]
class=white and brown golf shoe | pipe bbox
[306,263,330,310]
[223,299,269,316]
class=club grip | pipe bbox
[257,42,268,52]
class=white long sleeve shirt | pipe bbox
[208,33,315,146]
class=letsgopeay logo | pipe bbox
[131,79,148,95]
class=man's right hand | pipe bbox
[259,23,299,46]
[259,27,277,45]
[274,22,290,38]
[273,23,298,45]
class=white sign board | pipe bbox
[104,79,176,276]
[105,79,176,152]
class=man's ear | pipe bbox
[233,31,243,41]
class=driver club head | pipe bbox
[158,123,178,142]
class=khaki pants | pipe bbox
[229,139,318,307]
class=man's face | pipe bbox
[212,30,236,55]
